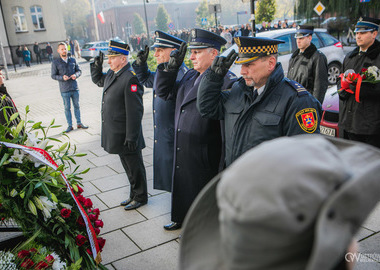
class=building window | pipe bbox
[12,6,27,32]
[30,5,45,30]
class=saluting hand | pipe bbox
[167,42,187,71]
[135,45,149,66]
[93,51,104,69]
[211,50,238,77]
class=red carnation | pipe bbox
[77,195,86,204]
[17,250,30,259]
[45,254,55,264]
[20,258,34,269]
[84,198,93,209]
[86,248,92,255]
[35,261,49,270]
[76,216,86,227]
[60,208,71,218]
[94,227,100,235]
[75,234,87,246]
[77,186,84,194]
[89,213,97,221]
[92,208,100,217]
[94,219,104,228]
[97,237,106,251]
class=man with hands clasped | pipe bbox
[90,41,148,211]
[51,42,88,133]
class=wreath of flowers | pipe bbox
[0,96,107,269]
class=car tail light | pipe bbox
[334,42,343,48]
[89,48,96,51]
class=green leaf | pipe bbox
[57,142,68,152]
[57,228,63,235]
[52,178,58,186]
[51,125,62,128]
[41,183,51,197]
[16,170,25,177]
[45,145,54,151]
[74,153,87,157]
[26,184,34,200]
[56,164,65,171]
[79,168,90,174]
[0,153,9,166]
[25,105,30,113]
[6,167,20,172]
[32,121,42,129]
[47,137,61,142]
[14,120,25,136]
[65,235,70,249]
[9,112,19,123]
[50,119,55,126]
[34,182,43,189]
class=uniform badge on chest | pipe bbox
[131,84,137,92]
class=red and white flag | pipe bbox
[97,11,105,24]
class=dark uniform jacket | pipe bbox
[155,65,237,223]
[132,61,188,192]
[339,39,380,135]
[287,43,328,104]
[198,63,322,166]
[90,62,145,154]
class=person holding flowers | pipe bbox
[339,17,380,148]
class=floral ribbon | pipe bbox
[339,73,362,103]
[0,141,102,264]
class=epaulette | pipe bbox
[284,78,308,97]
[130,70,136,76]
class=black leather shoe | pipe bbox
[120,198,132,206]
[163,222,182,231]
[124,200,146,210]
[77,123,89,129]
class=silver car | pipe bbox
[223,28,344,85]
[81,41,109,62]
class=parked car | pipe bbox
[222,28,344,85]
[81,41,109,62]
[320,85,339,137]
[321,16,351,34]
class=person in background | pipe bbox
[46,43,53,63]
[74,40,81,59]
[287,25,328,104]
[33,42,42,64]
[15,46,23,67]
[284,18,289,28]
[23,46,31,67]
[339,17,380,148]
[51,42,88,133]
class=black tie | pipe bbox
[252,89,258,101]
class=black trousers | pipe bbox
[119,150,148,203]
[344,130,380,148]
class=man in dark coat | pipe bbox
[155,28,237,230]
[339,17,380,148]
[90,41,148,210]
[287,25,328,104]
[33,42,42,64]
[197,36,321,166]
[132,31,188,192]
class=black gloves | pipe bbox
[167,42,187,72]
[93,51,104,69]
[125,141,137,152]
[135,45,149,66]
[210,50,238,77]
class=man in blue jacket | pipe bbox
[51,42,88,133]
[132,31,188,192]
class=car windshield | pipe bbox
[317,32,338,47]
[82,43,94,49]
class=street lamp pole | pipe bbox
[251,0,256,37]
[143,0,150,46]
[91,0,100,41]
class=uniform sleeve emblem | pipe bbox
[296,108,318,133]
[131,84,137,92]
[131,71,136,76]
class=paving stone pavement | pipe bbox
[4,58,380,270]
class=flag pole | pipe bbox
[91,0,100,41]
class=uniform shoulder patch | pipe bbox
[295,108,318,133]
[131,84,138,92]
[285,78,308,97]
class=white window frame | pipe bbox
[30,5,45,30]
[12,6,27,32]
